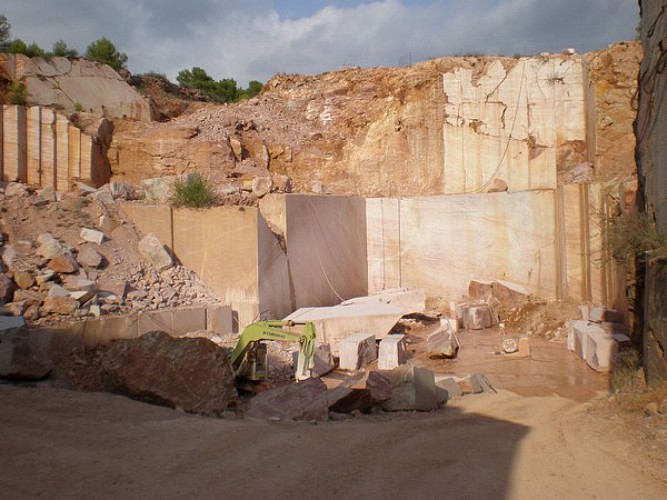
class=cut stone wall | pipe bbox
[122,195,369,328]
[0,105,111,189]
[442,57,586,194]
[367,184,622,305]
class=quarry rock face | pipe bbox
[0,53,152,121]
[105,43,638,198]
[99,331,238,414]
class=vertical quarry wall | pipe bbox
[442,58,586,194]
[0,105,111,189]
[366,183,624,305]
[122,195,368,328]
[638,0,667,384]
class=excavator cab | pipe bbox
[229,320,316,381]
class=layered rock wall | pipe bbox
[0,105,111,189]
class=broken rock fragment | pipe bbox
[138,233,173,271]
[245,378,329,421]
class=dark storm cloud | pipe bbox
[1,0,638,85]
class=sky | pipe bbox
[2,1,639,86]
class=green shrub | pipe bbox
[170,173,215,209]
[603,211,667,264]
[5,81,26,105]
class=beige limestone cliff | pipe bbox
[106,43,639,197]
[0,54,152,122]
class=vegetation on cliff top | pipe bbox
[0,13,262,103]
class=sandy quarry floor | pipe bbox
[2,332,666,499]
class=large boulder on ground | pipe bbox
[99,331,237,414]
[0,316,52,379]
[0,274,15,305]
[245,378,329,421]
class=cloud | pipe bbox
[1,0,639,85]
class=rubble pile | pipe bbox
[0,182,220,326]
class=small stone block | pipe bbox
[80,228,105,245]
[378,334,408,370]
[339,333,377,370]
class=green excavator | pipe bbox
[229,320,316,381]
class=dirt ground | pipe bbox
[2,331,666,499]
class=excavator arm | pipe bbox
[229,320,316,381]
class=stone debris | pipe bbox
[339,333,378,370]
[427,327,460,359]
[245,378,329,421]
[0,316,52,380]
[378,334,408,369]
[138,233,173,271]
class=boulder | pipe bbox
[140,177,176,201]
[42,296,78,315]
[138,233,173,271]
[251,176,273,198]
[0,274,15,305]
[77,246,104,268]
[328,387,373,413]
[245,378,329,421]
[100,331,238,414]
[366,370,394,402]
[47,252,79,273]
[13,270,35,290]
[427,327,460,359]
[37,233,66,259]
[5,182,29,198]
[97,277,127,300]
[468,279,529,310]
[0,316,52,379]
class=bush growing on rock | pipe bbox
[170,173,216,209]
